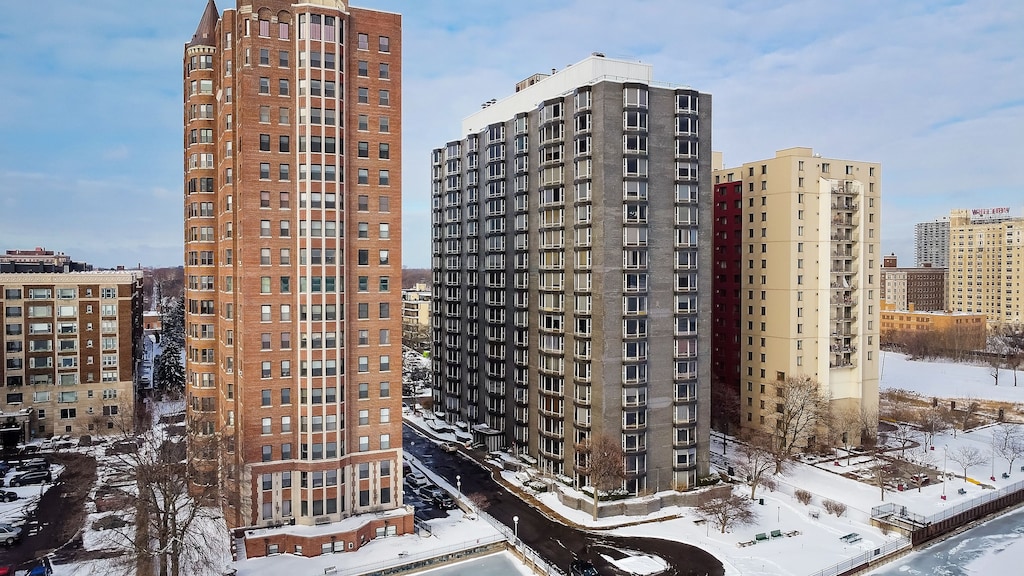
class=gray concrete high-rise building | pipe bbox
[915,218,950,268]
[430,55,712,493]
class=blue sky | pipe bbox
[0,0,1021,269]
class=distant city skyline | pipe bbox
[1,0,1022,269]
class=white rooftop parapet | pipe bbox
[462,55,655,136]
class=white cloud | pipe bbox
[1,0,1021,268]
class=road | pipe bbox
[402,425,724,576]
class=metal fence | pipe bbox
[925,477,1024,525]
[326,533,506,576]
[805,536,911,576]
[474,508,566,575]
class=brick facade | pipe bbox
[183,1,410,557]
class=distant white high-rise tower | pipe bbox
[914,218,949,268]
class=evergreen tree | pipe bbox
[160,296,185,348]
[154,341,185,394]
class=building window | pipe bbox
[357,33,369,50]
[379,35,390,52]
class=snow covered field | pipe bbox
[37,353,1024,575]
[881,350,1024,405]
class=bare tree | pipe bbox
[769,375,831,471]
[697,489,758,534]
[829,406,861,465]
[990,360,1002,387]
[736,431,781,501]
[583,433,625,521]
[888,419,919,458]
[859,406,880,447]
[959,399,981,431]
[870,447,896,502]
[948,445,989,484]
[97,405,224,576]
[992,423,1024,475]
[916,406,950,450]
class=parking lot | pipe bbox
[0,451,98,572]
[403,468,455,522]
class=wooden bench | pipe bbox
[958,488,967,495]
[840,533,862,543]
[737,540,756,548]
[784,530,801,537]
[770,530,783,539]
[808,509,820,519]
[755,533,769,543]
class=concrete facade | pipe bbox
[430,56,712,493]
[182,0,410,554]
[914,218,950,268]
[948,209,1024,326]
[713,147,881,445]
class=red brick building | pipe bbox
[182,0,409,556]
[711,179,743,432]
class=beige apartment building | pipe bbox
[714,147,880,445]
[401,283,430,330]
[948,208,1024,326]
[1,271,143,443]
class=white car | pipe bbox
[405,472,428,489]
[0,522,22,545]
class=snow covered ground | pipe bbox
[881,350,1024,405]
[38,353,1024,576]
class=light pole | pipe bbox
[991,433,996,481]
[942,445,948,500]
[513,515,519,541]
[456,474,461,496]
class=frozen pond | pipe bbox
[869,506,1024,575]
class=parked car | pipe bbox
[0,523,22,546]
[0,462,10,476]
[8,470,51,487]
[439,442,458,453]
[433,494,457,510]
[418,485,446,501]
[0,564,15,575]
[570,560,600,576]
[15,458,48,472]
[0,491,17,502]
[404,472,428,489]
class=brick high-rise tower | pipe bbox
[183,0,409,554]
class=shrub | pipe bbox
[822,499,847,517]
[794,489,813,505]
[697,475,721,487]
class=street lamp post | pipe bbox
[942,445,948,500]
[513,515,519,541]
[456,474,461,496]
